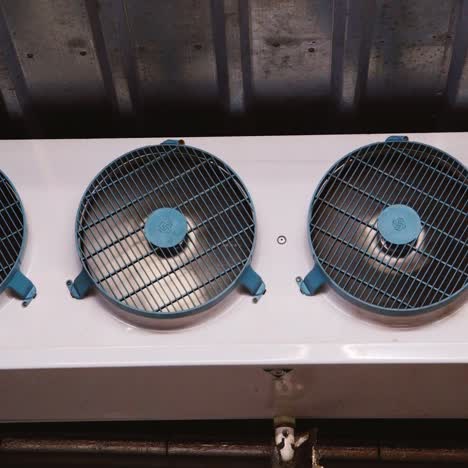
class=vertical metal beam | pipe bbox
[119,0,142,128]
[238,0,253,113]
[89,0,140,129]
[330,0,347,111]
[211,0,252,115]
[84,0,120,119]
[331,0,376,115]
[92,0,141,130]
[210,0,230,113]
[445,0,468,108]
[0,2,40,136]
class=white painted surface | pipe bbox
[0,133,466,421]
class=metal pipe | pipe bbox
[3,437,468,463]
[168,442,269,458]
[381,446,468,464]
[0,438,166,455]
[318,445,379,461]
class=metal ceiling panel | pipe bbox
[0,0,467,137]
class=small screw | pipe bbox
[22,301,28,307]
[296,276,302,283]
[277,235,287,245]
[66,280,72,286]
[253,297,258,304]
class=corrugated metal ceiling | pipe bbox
[0,0,467,138]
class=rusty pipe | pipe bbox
[3,437,468,463]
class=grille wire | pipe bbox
[77,145,255,314]
[0,173,24,287]
[309,141,467,311]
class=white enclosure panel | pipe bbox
[0,133,466,420]
[1,364,468,421]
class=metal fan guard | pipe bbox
[73,143,258,318]
[0,171,25,292]
[305,138,467,316]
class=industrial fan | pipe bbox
[67,140,265,321]
[0,170,36,306]
[298,136,467,316]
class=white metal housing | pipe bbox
[0,133,467,421]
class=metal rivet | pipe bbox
[66,280,72,286]
[296,276,302,283]
[277,235,287,245]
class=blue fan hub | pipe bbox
[144,208,188,248]
[377,204,422,245]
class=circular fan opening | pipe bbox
[309,140,467,314]
[0,172,25,291]
[76,144,256,316]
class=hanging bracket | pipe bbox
[6,270,37,307]
[239,265,266,302]
[297,265,327,296]
[67,269,94,299]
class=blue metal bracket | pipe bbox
[239,265,266,301]
[385,135,409,143]
[298,265,327,296]
[67,269,94,299]
[7,270,37,306]
[162,139,183,145]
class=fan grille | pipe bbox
[77,144,255,314]
[0,173,24,287]
[309,140,467,312]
